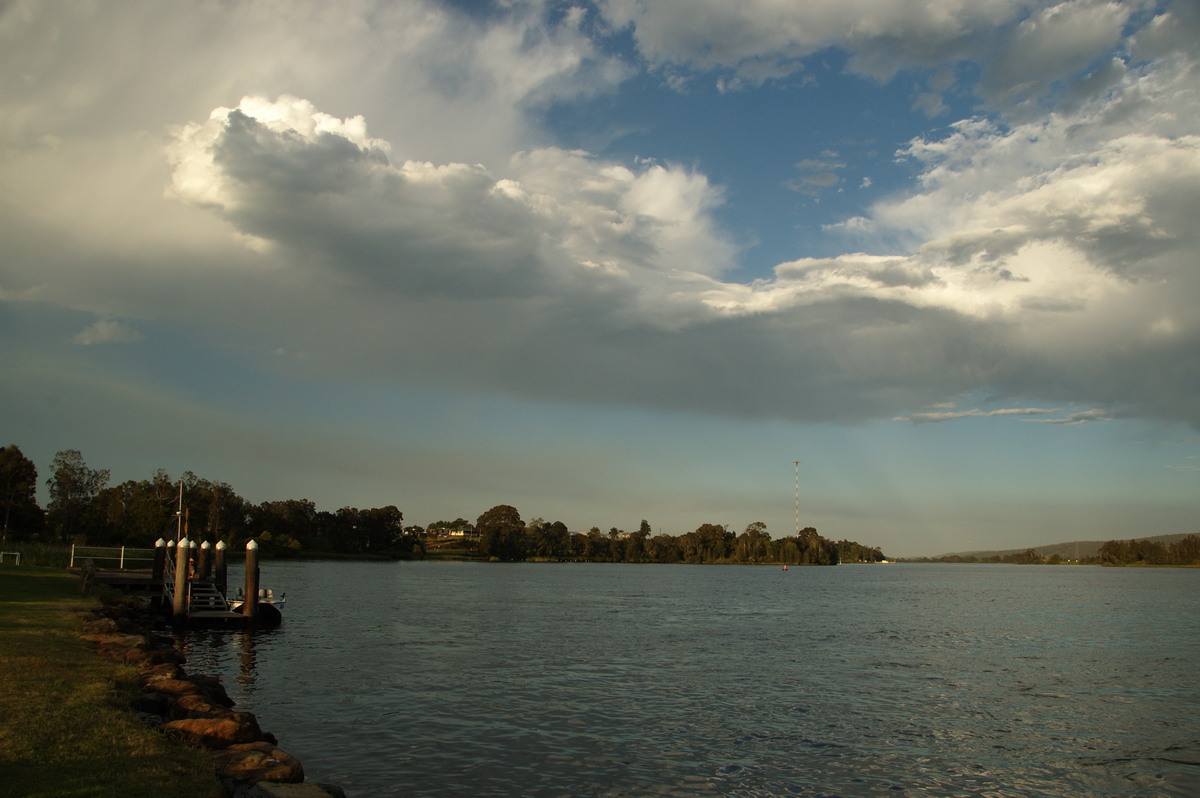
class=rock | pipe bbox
[189,673,235,707]
[83,632,146,647]
[164,712,265,747]
[210,741,305,784]
[139,662,187,684]
[171,693,235,720]
[143,677,203,698]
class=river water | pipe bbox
[179,562,1200,797]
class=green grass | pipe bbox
[0,566,225,798]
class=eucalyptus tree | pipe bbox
[45,449,109,543]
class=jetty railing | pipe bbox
[69,545,156,570]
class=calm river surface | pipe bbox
[180,562,1200,797]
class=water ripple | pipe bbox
[179,562,1200,797]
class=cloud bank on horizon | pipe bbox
[2,0,1198,550]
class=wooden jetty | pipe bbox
[71,539,282,628]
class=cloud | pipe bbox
[139,17,1199,432]
[597,0,1027,82]
[1031,408,1113,425]
[597,1,1181,120]
[72,319,144,345]
[165,95,737,308]
[894,406,1117,425]
[896,407,1062,424]
[5,0,1200,437]
[981,0,1131,109]
[785,156,846,194]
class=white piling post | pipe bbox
[172,537,190,625]
[153,538,166,583]
[243,541,260,621]
[215,541,227,597]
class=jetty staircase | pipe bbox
[161,555,247,624]
[187,579,232,612]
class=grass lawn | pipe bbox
[0,566,225,798]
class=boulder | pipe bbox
[171,693,235,720]
[189,673,235,707]
[145,676,204,698]
[164,712,265,747]
[139,662,187,684]
[81,617,120,634]
[210,741,305,784]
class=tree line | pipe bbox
[0,445,888,565]
[470,506,886,565]
[1096,535,1200,566]
[904,536,1200,566]
[0,446,419,557]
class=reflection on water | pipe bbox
[170,562,1200,797]
[177,627,281,695]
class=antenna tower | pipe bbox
[793,460,801,536]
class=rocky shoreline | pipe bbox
[78,595,346,798]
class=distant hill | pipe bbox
[938,533,1193,561]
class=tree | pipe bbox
[476,504,524,561]
[0,445,42,545]
[46,449,109,543]
[249,499,317,554]
[625,521,650,563]
[735,521,771,562]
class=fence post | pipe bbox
[119,546,125,570]
[70,544,76,569]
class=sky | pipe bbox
[2,0,1198,557]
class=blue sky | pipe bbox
[2,0,1197,556]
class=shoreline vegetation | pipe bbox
[901,532,1200,566]
[2,446,885,567]
[2,446,1194,568]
